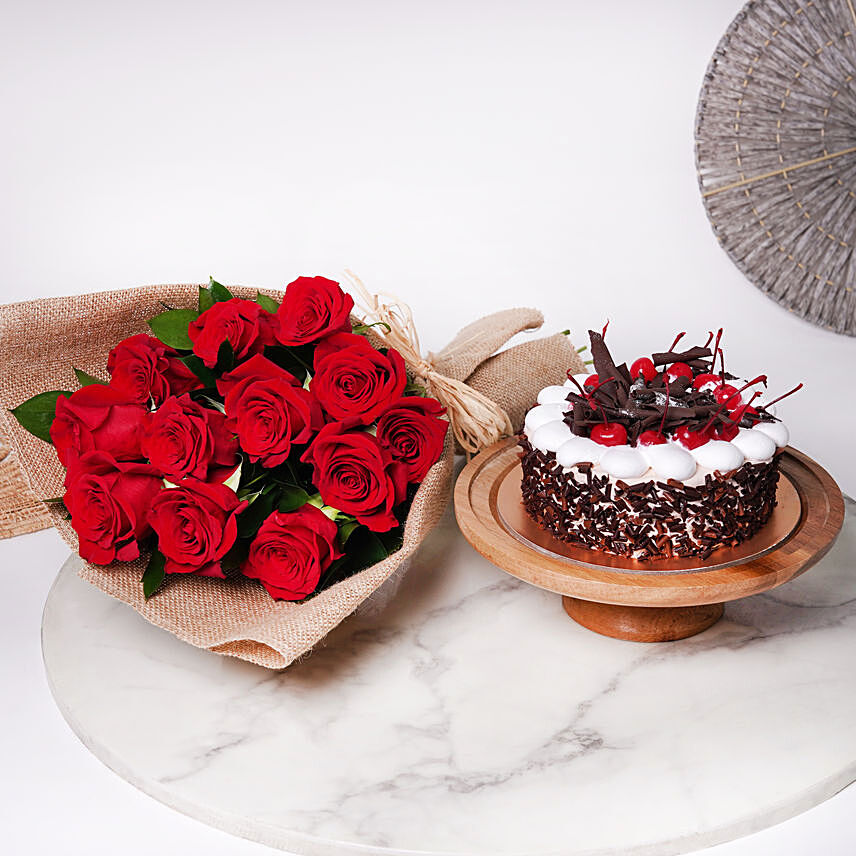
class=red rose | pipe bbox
[147,479,247,577]
[215,353,298,403]
[241,505,343,600]
[217,354,322,467]
[107,334,201,405]
[301,423,407,531]
[141,394,239,483]
[188,298,277,368]
[63,451,163,564]
[276,276,354,346]
[376,396,448,482]
[310,333,407,425]
[50,385,147,467]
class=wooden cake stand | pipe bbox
[454,439,844,642]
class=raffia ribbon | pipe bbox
[347,271,514,455]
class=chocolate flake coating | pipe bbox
[518,436,780,561]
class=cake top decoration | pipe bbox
[564,328,802,449]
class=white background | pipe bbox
[1,1,854,854]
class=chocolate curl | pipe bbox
[588,330,630,403]
[346,271,514,455]
[650,346,713,365]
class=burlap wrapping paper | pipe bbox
[0,284,583,668]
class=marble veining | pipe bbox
[42,497,856,856]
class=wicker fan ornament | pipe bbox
[696,0,856,335]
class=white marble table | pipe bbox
[40,497,856,856]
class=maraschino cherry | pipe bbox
[710,422,739,441]
[692,372,720,391]
[716,376,767,416]
[583,375,600,390]
[665,362,692,382]
[591,423,627,446]
[630,357,657,382]
[729,393,761,425]
[674,424,710,450]
[713,384,739,405]
[638,429,667,446]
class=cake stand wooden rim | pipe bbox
[454,439,844,609]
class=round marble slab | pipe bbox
[43,499,856,856]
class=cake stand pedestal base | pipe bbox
[456,440,844,645]
[562,597,724,642]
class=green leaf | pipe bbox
[270,458,315,492]
[378,526,404,555]
[359,532,390,566]
[220,539,250,574]
[237,490,276,538]
[346,527,390,570]
[10,390,70,443]
[209,277,234,303]
[198,285,215,314]
[142,550,166,599]
[216,339,235,373]
[148,308,198,350]
[194,393,226,413]
[313,556,349,592]
[180,354,216,388]
[314,527,389,593]
[222,461,242,493]
[263,345,311,383]
[277,485,310,513]
[351,321,392,335]
[73,368,107,387]
[256,291,279,314]
[403,380,427,397]
[338,519,359,544]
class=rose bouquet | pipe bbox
[0,277,581,667]
[11,276,448,603]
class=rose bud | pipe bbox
[107,334,201,405]
[310,333,406,425]
[188,298,278,368]
[63,451,163,564]
[242,506,343,600]
[141,394,239,483]
[50,385,148,467]
[147,479,247,577]
[217,354,323,468]
[276,275,354,346]
[376,396,448,483]
[301,423,408,532]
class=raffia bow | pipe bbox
[346,271,514,455]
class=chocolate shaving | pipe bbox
[650,346,713,365]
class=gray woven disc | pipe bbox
[696,0,856,335]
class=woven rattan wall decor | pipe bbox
[695,0,856,335]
